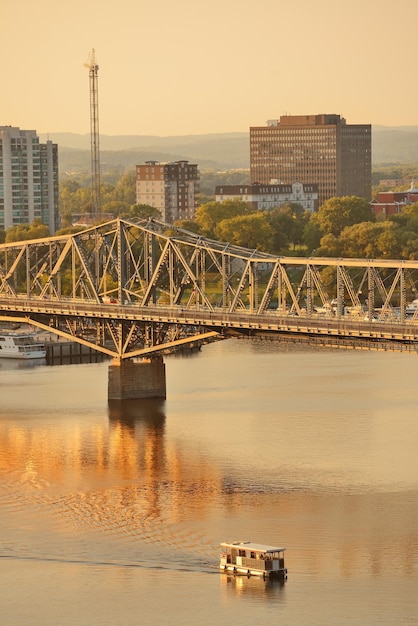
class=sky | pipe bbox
[2,0,418,137]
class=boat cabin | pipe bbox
[0,331,46,359]
[220,541,287,579]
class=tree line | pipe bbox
[182,196,418,260]
[2,167,418,260]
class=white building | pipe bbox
[215,181,319,213]
[0,126,59,233]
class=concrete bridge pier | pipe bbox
[108,357,166,400]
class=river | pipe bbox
[1,338,417,625]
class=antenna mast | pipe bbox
[84,49,101,216]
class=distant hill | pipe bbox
[371,126,418,164]
[40,127,418,175]
[40,132,250,174]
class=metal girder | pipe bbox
[3,218,418,356]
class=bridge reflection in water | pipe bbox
[1,218,418,396]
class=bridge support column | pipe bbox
[108,357,166,400]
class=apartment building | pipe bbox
[215,181,319,213]
[136,160,199,223]
[250,114,371,207]
[0,126,59,233]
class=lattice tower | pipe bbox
[84,49,101,216]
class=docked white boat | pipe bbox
[406,300,418,316]
[0,331,46,359]
[219,541,287,579]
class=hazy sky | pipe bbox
[2,0,418,137]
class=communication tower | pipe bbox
[84,49,101,215]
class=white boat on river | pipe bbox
[0,331,46,359]
[219,541,287,579]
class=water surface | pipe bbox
[1,339,417,625]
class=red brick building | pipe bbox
[370,182,418,217]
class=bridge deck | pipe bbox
[2,218,418,357]
[1,297,418,346]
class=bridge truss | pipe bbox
[1,218,418,359]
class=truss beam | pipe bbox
[2,218,418,356]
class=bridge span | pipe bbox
[1,218,418,398]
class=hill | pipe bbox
[371,126,418,164]
[40,126,418,175]
[40,132,250,174]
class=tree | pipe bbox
[397,229,418,260]
[112,171,136,204]
[313,196,374,237]
[129,204,162,220]
[265,204,308,253]
[60,180,92,214]
[195,200,254,238]
[59,170,136,218]
[55,225,87,236]
[318,221,403,259]
[199,169,250,197]
[302,220,322,254]
[173,220,202,234]
[316,232,343,257]
[101,201,131,217]
[5,219,50,243]
[388,202,418,232]
[214,213,273,251]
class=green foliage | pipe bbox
[101,201,131,217]
[129,204,162,220]
[316,232,342,257]
[55,225,87,236]
[336,222,386,258]
[59,170,136,217]
[58,169,256,230]
[199,169,250,197]
[313,196,373,237]
[5,219,50,243]
[60,179,92,214]
[173,220,202,234]
[111,171,136,204]
[0,229,5,244]
[265,204,309,253]
[372,165,418,186]
[316,220,418,260]
[195,200,254,238]
[302,220,322,254]
[388,202,418,227]
[53,170,418,262]
[215,213,273,251]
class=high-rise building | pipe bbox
[250,114,371,207]
[0,126,59,233]
[136,160,199,223]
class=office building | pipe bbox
[0,126,59,233]
[215,181,319,213]
[136,160,199,223]
[250,114,371,207]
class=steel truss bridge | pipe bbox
[2,217,418,359]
